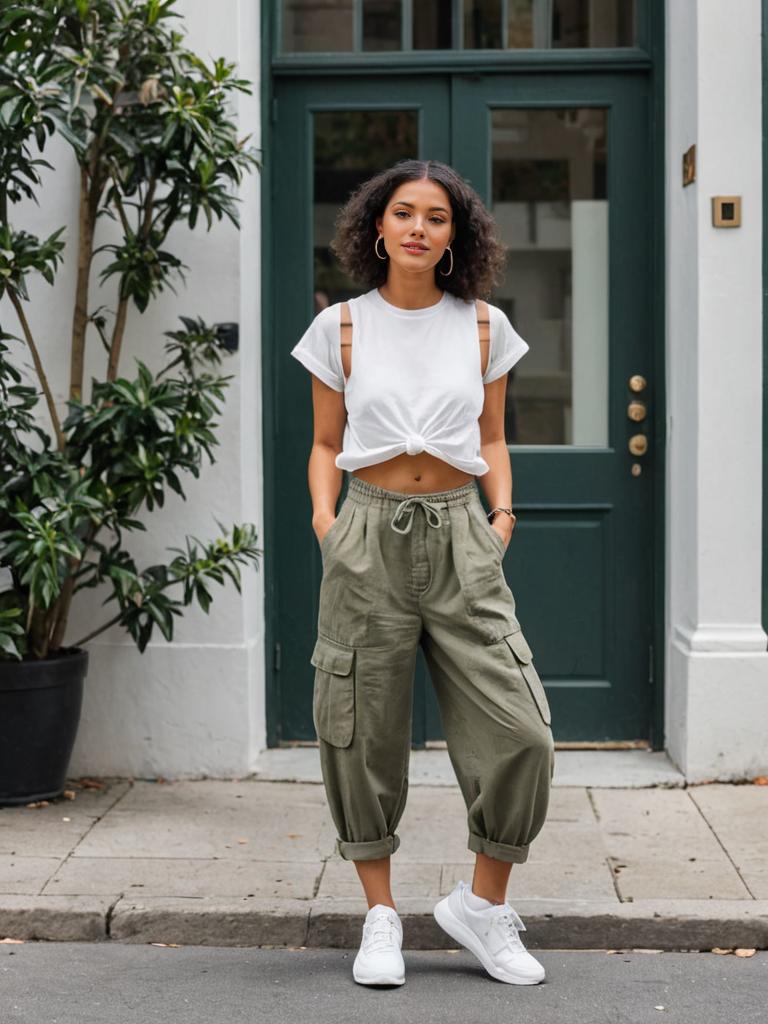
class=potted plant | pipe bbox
[0,0,262,804]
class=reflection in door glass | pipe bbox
[363,0,401,50]
[413,0,453,49]
[313,111,417,310]
[502,0,635,49]
[281,0,635,52]
[464,0,503,49]
[491,108,608,446]
[282,0,354,52]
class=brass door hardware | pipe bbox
[627,400,647,422]
[628,374,647,393]
[628,434,648,456]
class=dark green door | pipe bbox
[272,70,656,746]
[450,73,654,742]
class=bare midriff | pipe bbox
[351,451,475,495]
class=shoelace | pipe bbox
[363,912,400,953]
[487,905,527,952]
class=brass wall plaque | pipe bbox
[682,144,696,186]
[712,196,741,227]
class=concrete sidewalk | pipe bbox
[1,750,766,951]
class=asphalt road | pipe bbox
[2,943,767,1024]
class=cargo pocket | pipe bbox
[310,635,356,747]
[462,575,520,645]
[503,627,552,726]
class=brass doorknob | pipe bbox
[628,434,648,456]
[628,400,647,422]
[629,374,647,392]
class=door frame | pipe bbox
[260,0,667,749]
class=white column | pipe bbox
[665,0,768,780]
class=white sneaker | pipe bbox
[352,904,405,986]
[433,879,545,985]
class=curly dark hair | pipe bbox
[329,159,507,301]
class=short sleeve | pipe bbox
[289,303,345,391]
[482,304,530,384]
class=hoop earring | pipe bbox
[375,235,388,260]
[438,245,454,276]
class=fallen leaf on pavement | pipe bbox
[734,948,756,957]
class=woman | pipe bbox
[290,159,555,988]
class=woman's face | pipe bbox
[375,178,455,278]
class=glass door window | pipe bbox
[490,107,608,445]
[314,110,418,310]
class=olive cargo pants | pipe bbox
[311,474,555,863]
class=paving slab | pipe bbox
[42,857,320,900]
[75,780,335,862]
[590,789,751,900]
[0,855,64,895]
[0,780,131,857]
[389,787,478,864]
[688,783,768,897]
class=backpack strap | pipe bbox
[476,298,490,378]
[340,300,352,382]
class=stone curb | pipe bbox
[2,896,767,950]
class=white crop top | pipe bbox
[289,286,529,476]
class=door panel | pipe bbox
[453,74,653,739]
[274,78,450,745]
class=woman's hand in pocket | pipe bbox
[491,514,515,553]
[313,511,337,547]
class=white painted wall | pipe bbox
[665,0,768,780]
[0,1,264,776]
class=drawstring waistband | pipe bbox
[344,473,478,536]
[390,496,444,535]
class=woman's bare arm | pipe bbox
[308,373,347,543]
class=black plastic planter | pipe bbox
[0,647,88,806]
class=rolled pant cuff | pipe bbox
[337,833,401,861]
[467,832,530,864]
